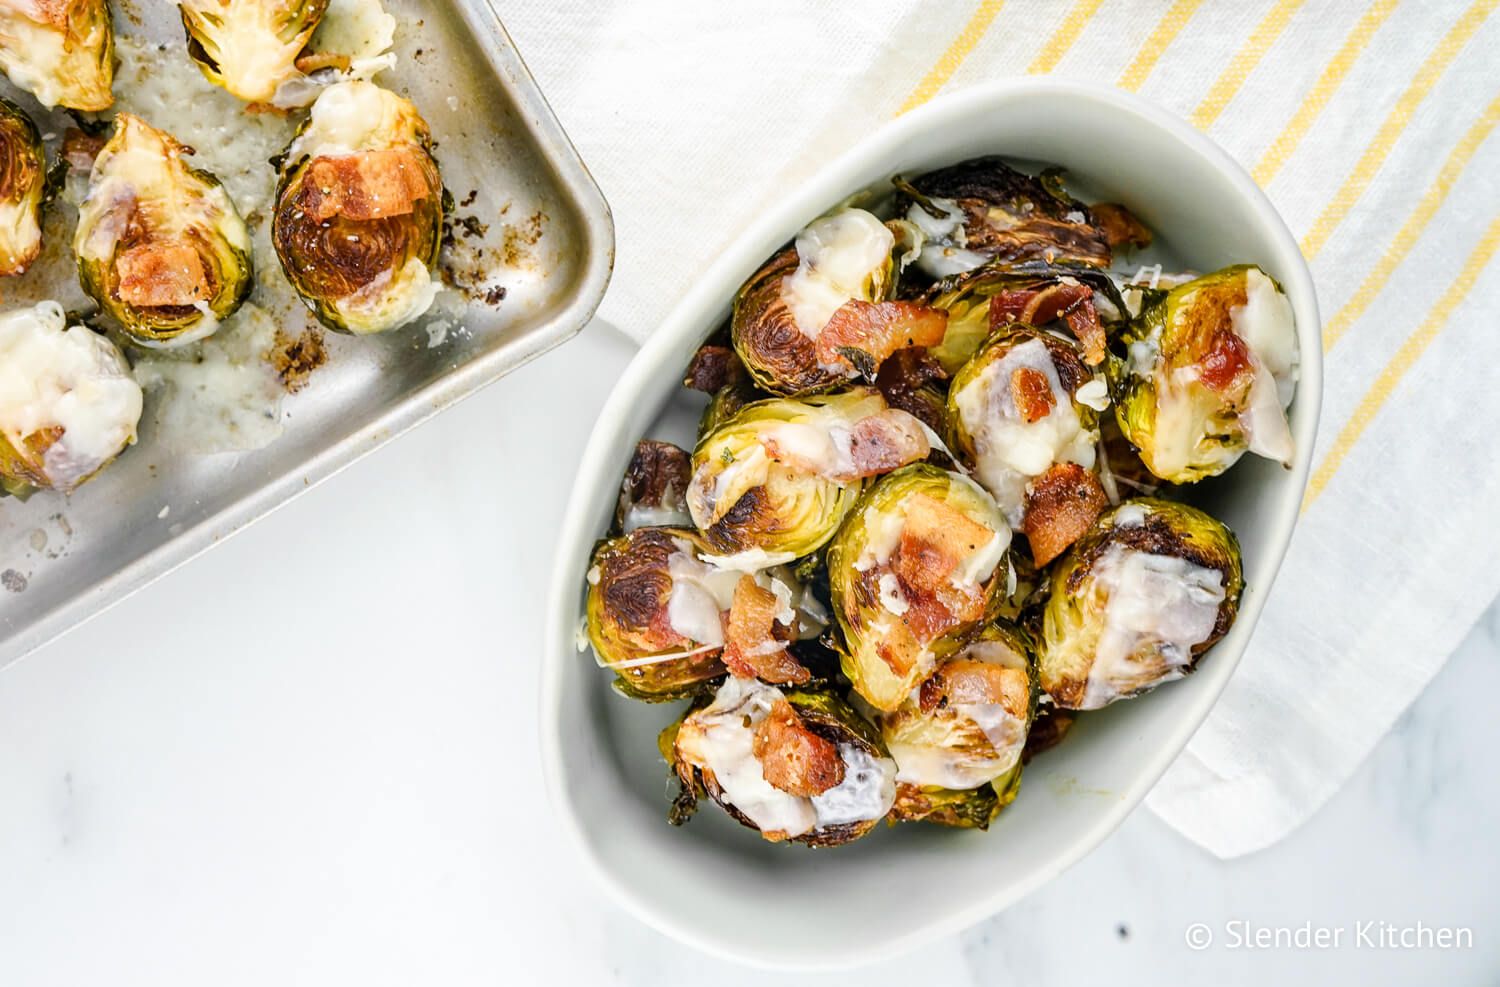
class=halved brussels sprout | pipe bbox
[74,114,253,348]
[614,439,693,534]
[586,527,826,700]
[923,263,1128,374]
[0,97,46,277]
[0,300,143,493]
[180,0,329,104]
[0,0,113,111]
[1040,498,1243,710]
[883,621,1037,828]
[669,677,897,846]
[273,80,443,335]
[895,159,1111,278]
[947,326,1101,527]
[1113,264,1299,483]
[686,388,931,563]
[827,464,1011,712]
[586,527,731,701]
[731,207,947,395]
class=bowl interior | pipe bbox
[544,81,1320,968]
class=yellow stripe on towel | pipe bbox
[1118,0,1204,92]
[897,0,1007,114]
[1253,0,1399,187]
[1323,96,1500,351]
[1304,216,1500,509]
[1191,0,1306,130]
[1299,0,1496,259]
[1028,0,1106,74]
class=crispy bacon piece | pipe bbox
[987,281,1107,366]
[759,409,928,483]
[847,409,931,477]
[62,127,104,174]
[918,657,1030,715]
[1091,203,1153,251]
[682,344,744,393]
[1010,367,1055,423]
[723,576,810,685]
[114,240,210,308]
[303,146,436,223]
[1198,328,1254,393]
[752,699,844,796]
[892,494,994,641]
[815,300,948,378]
[1022,463,1108,567]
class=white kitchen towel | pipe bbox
[503,0,1500,858]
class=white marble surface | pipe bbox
[1,323,1495,985]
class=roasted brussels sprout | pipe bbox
[74,114,253,348]
[923,263,1127,374]
[686,388,931,563]
[1039,499,1243,710]
[273,80,443,335]
[615,439,693,533]
[670,677,897,846]
[1113,264,1299,483]
[0,0,113,111]
[895,159,1111,278]
[586,527,825,700]
[0,300,143,493]
[179,0,329,104]
[947,326,1103,527]
[0,97,45,277]
[827,464,1010,712]
[883,621,1036,829]
[731,207,947,395]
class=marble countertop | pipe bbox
[1,324,1494,985]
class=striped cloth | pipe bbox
[506,0,1500,858]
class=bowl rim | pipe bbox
[540,77,1323,970]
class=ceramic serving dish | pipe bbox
[542,78,1321,969]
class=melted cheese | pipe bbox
[953,338,1097,525]
[1231,267,1298,465]
[0,301,143,490]
[676,678,896,838]
[905,196,988,278]
[780,209,892,338]
[1081,545,1225,709]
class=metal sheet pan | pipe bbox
[0,0,613,668]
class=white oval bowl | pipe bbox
[542,79,1322,970]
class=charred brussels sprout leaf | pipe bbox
[0,97,46,277]
[585,527,729,701]
[273,80,443,334]
[614,439,693,535]
[883,621,1036,827]
[687,388,929,560]
[1112,265,1299,483]
[827,464,1011,712]
[180,0,329,104]
[891,761,1021,829]
[669,677,897,846]
[0,0,113,111]
[895,158,1111,279]
[731,208,946,395]
[1040,499,1243,710]
[74,114,253,348]
[923,262,1127,374]
[0,301,142,492]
